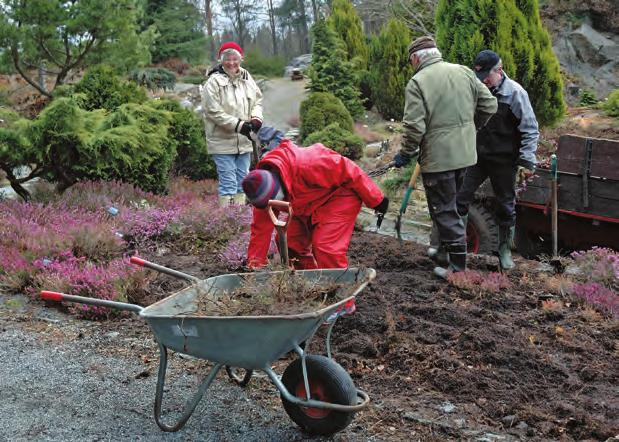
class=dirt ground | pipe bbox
[121,232,619,440]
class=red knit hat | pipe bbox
[242,169,281,209]
[218,41,243,58]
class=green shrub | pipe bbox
[75,65,148,111]
[129,67,177,91]
[304,122,364,160]
[308,20,364,118]
[436,0,566,127]
[602,89,619,117]
[151,99,216,180]
[180,75,206,85]
[242,49,286,78]
[300,92,353,141]
[579,90,598,107]
[28,97,176,194]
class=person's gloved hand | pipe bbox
[373,196,389,215]
[251,118,262,132]
[239,121,253,139]
[516,165,535,187]
[393,153,411,168]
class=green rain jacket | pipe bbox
[401,53,497,173]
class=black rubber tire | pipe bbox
[281,355,357,435]
[225,366,252,387]
[467,202,498,255]
[514,225,547,259]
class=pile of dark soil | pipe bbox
[142,231,617,440]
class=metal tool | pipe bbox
[395,162,421,241]
[367,161,395,178]
[249,131,260,169]
[267,199,292,266]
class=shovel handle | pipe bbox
[550,154,558,256]
[41,291,144,313]
[399,163,421,214]
[267,200,292,228]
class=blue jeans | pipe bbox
[211,153,251,196]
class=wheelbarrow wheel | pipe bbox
[225,366,252,387]
[281,355,357,435]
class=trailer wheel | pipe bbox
[514,226,546,259]
[225,366,252,387]
[281,355,357,435]
[467,202,498,255]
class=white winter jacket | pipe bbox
[201,66,263,155]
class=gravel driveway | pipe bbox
[0,294,375,442]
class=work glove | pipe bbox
[393,153,410,168]
[516,165,535,187]
[250,118,263,132]
[373,196,389,215]
[239,121,253,140]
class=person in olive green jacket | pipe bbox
[393,36,497,278]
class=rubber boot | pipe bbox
[232,193,246,205]
[218,195,233,207]
[434,244,467,280]
[498,225,515,270]
[427,223,449,266]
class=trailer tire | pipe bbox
[281,355,356,435]
[467,202,498,255]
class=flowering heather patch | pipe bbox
[30,251,145,319]
[571,247,619,289]
[219,232,250,269]
[447,271,511,294]
[570,282,618,317]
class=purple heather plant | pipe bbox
[570,282,618,316]
[447,271,511,294]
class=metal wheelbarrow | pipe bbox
[41,258,374,435]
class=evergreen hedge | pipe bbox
[300,92,354,142]
[436,0,565,126]
[75,65,148,111]
[304,122,364,160]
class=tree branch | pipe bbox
[10,46,52,97]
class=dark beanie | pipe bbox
[241,169,282,209]
[408,36,437,58]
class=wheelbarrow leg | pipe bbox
[153,343,222,432]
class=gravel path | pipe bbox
[0,295,374,442]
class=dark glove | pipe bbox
[393,153,410,168]
[251,118,262,132]
[373,197,389,215]
[239,121,253,139]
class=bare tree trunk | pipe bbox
[297,0,310,53]
[266,0,278,56]
[310,0,319,22]
[202,0,216,61]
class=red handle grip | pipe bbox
[130,256,146,266]
[41,291,65,301]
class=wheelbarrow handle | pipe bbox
[267,200,292,228]
[41,291,144,313]
[130,256,200,283]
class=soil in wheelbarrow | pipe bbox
[143,231,617,441]
[194,269,359,316]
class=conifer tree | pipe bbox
[435,0,565,126]
[308,20,364,118]
[327,0,369,69]
[369,19,412,120]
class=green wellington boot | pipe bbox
[498,225,515,270]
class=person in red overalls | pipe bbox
[242,140,388,269]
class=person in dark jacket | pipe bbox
[242,140,388,269]
[456,50,539,270]
[394,36,497,278]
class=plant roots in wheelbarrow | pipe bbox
[281,355,357,435]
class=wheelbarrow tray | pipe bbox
[140,267,375,370]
